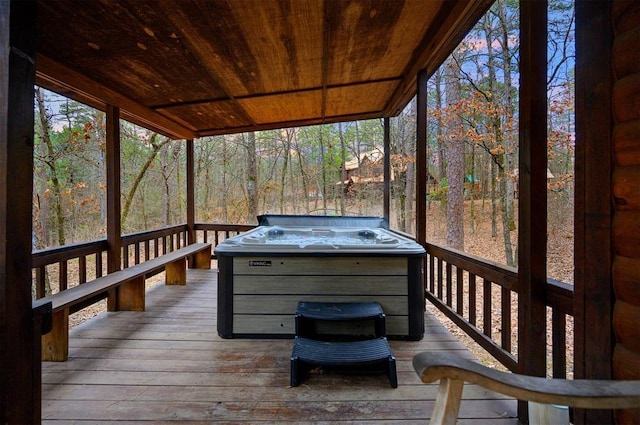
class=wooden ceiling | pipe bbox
[36,0,493,140]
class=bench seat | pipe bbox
[33,242,211,361]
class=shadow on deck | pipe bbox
[41,269,517,424]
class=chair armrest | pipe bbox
[413,352,640,409]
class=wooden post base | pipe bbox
[41,309,69,362]
[166,258,187,285]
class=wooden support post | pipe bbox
[106,104,122,311]
[0,0,40,422]
[416,70,428,245]
[574,1,613,424]
[383,117,391,223]
[186,138,196,244]
[518,0,548,421]
[41,310,69,362]
[116,277,146,310]
[166,258,187,285]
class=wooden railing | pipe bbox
[194,223,255,258]
[31,223,574,378]
[121,225,189,268]
[31,223,256,300]
[425,241,575,378]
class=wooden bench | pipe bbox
[33,242,212,361]
[413,352,640,425]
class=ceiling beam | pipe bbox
[197,110,384,137]
[35,55,197,140]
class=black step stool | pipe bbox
[291,301,397,388]
[295,301,386,341]
[290,337,397,388]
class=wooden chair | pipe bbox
[413,352,640,425]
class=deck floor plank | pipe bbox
[42,269,517,424]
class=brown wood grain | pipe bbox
[40,269,517,423]
[614,119,640,166]
[613,211,640,258]
[613,27,640,78]
[613,301,640,354]
[614,343,640,380]
[613,256,640,305]
[613,165,640,210]
[613,74,640,123]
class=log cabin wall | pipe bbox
[612,1,640,423]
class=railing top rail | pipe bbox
[32,239,109,268]
[194,223,256,232]
[425,241,519,290]
[121,224,189,244]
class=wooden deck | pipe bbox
[41,269,517,424]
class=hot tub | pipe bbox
[215,215,425,340]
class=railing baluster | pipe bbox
[36,266,46,298]
[123,245,130,268]
[483,278,491,338]
[59,260,68,291]
[501,286,511,353]
[469,272,476,326]
[446,263,453,307]
[96,252,103,278]
[429,255,435,293]
[552,310,567,379]
[456,266,463,315]
[79,255,87,284]
[437,258,443,300]
[134,242,141,265]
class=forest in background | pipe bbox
[33,0,575,281]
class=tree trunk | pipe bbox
[246,132,258,222]
[279,131,290,214]
[294,130,309,214]
[497,0,517,265]
[121,133,171,227]
[221,137,229,222]
[35,87,66,246]
[319,127,328,212]
[435,69,446,182]
[338,122,346,215]
[444,56,465,251]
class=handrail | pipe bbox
[31,223,574,379]
[424,240,575,378]
[194,223,255,257]
[31,223,256,300]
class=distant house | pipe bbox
[511,168,555,199]
[337,147,438,195]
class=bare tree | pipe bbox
[444,56,465,251]
[245,132,258,222]
[35,87,66,246]
[121,133,171,228]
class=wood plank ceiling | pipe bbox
[35,0,493,140]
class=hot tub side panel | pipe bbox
[217,253,425,340]
[217,255,234,339]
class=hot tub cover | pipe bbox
[257,214,389,229]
